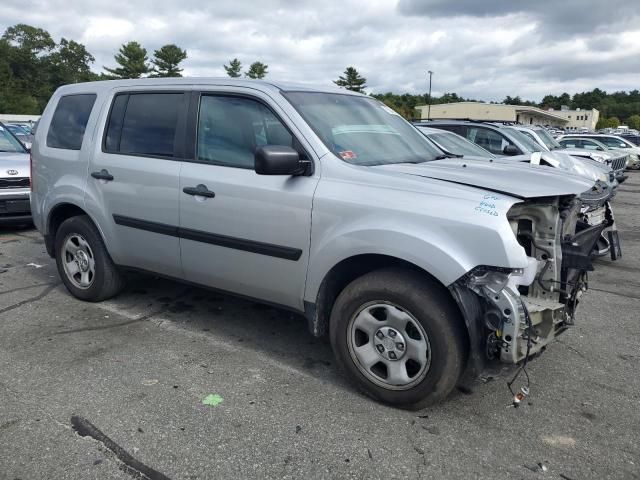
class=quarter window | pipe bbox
[104,93,186,157]
[46,94,97,150]
[197,95,295,169]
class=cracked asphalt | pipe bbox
[1,173,639,480]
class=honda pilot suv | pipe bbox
[32,79,603,408]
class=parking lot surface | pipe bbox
[1,174,639,480]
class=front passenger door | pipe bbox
[179,92,319,309]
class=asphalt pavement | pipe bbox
[1,173,639,480]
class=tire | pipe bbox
[54,215,124,301]
[330,267,467,409]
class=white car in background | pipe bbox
[557,134,640,169]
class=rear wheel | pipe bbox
[330,268,467,409]
[55,215,124,301]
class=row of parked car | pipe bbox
[2,78,634,408]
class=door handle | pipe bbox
[183,184,216,198]
[91,169,114,181]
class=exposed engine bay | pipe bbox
[451,194,606,379]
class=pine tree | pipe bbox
[151,44,187,77]
[245,61,268,79]
[224,58,242,78]
[334,67,367,93]
[104,41,151,79]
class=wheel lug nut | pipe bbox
[376,331,384,339]
[388,330,397,338]
[388,351,397,360]
[396,343,404,351]
[376,344,385,353]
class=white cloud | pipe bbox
[2,0,640,101]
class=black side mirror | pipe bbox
[255,145,305,175]
[503,144,520,156]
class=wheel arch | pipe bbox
[45,202,106,258]
[304,253,462,338]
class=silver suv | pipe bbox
[32,79,604,408]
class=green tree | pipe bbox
[223,58,242,78]
[626,114,640,130]
[2,23,54,53]
[104,41,151,79]
[48,38,96,86]
[151,44,187,77]
[245,61,268,79]
[334,66,366,92]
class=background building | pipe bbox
[546,106,599,131]
[415,101,568,127]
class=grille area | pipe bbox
[610,155,628,172]
[0,177,30,189]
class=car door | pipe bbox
[84,90,188,278]
[178,91,320,309]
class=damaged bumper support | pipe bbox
[451,221,605,377]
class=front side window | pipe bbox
[581,140,602,150]
[46,94,96,150]
[465,127,514,155]
[597,137,629,148]
[426,130,494,157]
[283,92,441,166]
[104,93,185,157]
[197,95,295,168]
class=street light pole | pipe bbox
[427,70,433,120]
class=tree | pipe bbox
[104,41,151,79]
[224,58,242,78]
[2,24,54,54]
[245,61,268,79]
[151,44,187,77]
[334,67,366,92]
[48,38,96,86]
[625,114,640,130]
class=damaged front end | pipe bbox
[451,195,605,380]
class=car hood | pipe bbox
[0,151,30,178]
[373,158,593,199]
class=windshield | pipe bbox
[0,125,27,152]
[283,92,442,166]
[503,127,543,153]
[425,130,494,158]
[534,128,563,150]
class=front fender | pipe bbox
[304,212,528,304]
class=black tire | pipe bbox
[329,267,467,409]
[54,215,124,301]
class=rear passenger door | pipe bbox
[84,90,188,278]
[178,91,319,309]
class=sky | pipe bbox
[2,0,640,101]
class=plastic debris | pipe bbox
[202,394,224,406]
[27,263,44,268]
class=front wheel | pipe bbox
[330,268,467,409]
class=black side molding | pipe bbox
[112,214,302,261]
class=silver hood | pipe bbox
[374,158,594,199]
[0,151,30,178]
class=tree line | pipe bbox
[1,22,639,129]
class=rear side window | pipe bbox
[104,93,185,157]
[466,127,514,155]
[46,94,97,150]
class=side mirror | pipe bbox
[503,144,520,156]
[255,145,305,175]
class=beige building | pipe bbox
[415,101,568,127]
[545,107,599,131]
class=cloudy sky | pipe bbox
[2,0,640,101]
